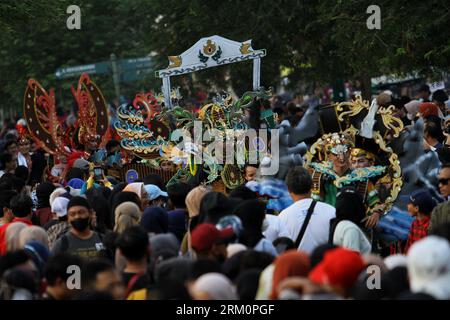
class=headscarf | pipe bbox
[154,257,192,285]
[36,182,56,209]
[192,273,238,300]
[49,187,69,207]
[255,264,275,300]
[186,186,211,218]
[114,202,142,234]
[19,226,49,249]
[67,178,84,190]
[270,250,310,300]
[6,222,27,252]
[149,233,180,275]
[141,206,169,234]
[123,182,144,200]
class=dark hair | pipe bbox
[116,226,149,262]
[14,165,29,182]
[72,290,114,300]
[233,200,266,248]
[0,153,14,170]
[0,250,30,278]
[86,189,112,232]
[82,259,115,289]
[429,222,450,242]
[198,192,235,224]
[189,259,222,281]
[285,166,312,195]
[329,187,366,243]
[236,269,261,300]
[105,140,120,153]
[432,89,449,105]
[0,190,17,218]
[9,194,33,218]
[419,84,430,93]
[44,253,83,286]
[424,120,445,142]
[167,182,192,208]
[4,140,18,152]
[273,237,296,254]
[143,174,165,191]
[229,185,257,201]
[309,243,338,269]
[65,167,85,181]
[222,249,274,282]
[273,107,284,116]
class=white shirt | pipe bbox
[17,152,28,167]
[263,214,291,243]
[332,220,371,254]
[279,198,336,254]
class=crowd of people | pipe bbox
[0,84,449,301]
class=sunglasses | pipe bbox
[438,178,450,185]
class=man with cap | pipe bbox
[47,196,71,250]
[144,184,168,207]
[429,164,450,234]
[404,190,436,253]
[52,196,105,261]
[191,223,234,263]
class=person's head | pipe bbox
[424,121,444,143]
[199,192,235,224]
[141,206,169,235]
[190,273,237,300]
[14,165,29,182]
[116,226,149,263]
[438,164,450,198]
[407,236,450,299]
[44,253,83,300]
[404,100,421,120]
[4,140,19,157]
[309,247,366,298]
[9,194,33,219]
[18,226,49,250]
[67,196,94,233]
[285,166,312,199]
[143,174,165,190]
[233,199,266,234]
[144,184,168,207]
[419,84,431,101]
[105,140,121,155]
[65,167,85,182]
[432,89,448,111]
[18,137,31,155]
[51,196,70,222]
[123,182,146,201]
[334,187,366,225]
[0,153,17,173]
[229,185,258,201]
[350,148,375,169]
[273,237,296,255]
[167,182,192,209]
[191,223,233,262]
[82,259,125,300]
[36,181,57,209]
[0,189,17,223]
[418,102,439,118]
[325,134,352,174]
[160,160,176,172]
[243,164,258,182]
[407,190,436,217]
[270,250,310,299]
[114,202,142,234]
[309,243,338,269]
[111,191,142,221]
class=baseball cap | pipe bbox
[51,196,70,218]
[191,223,234,253]
[144,184,168,201]
[407,236,450,298]
[67,196,91,211]
[309,247,366,289]
[409,190,436,214]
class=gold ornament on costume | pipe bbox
[168,56,182,69]
[203,39,217,56]
[377,105,404,138]
[240,43,252,54]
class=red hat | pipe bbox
[191,223,234,252]
[419,102,439,118]
[309,248,366,289]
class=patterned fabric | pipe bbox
[404,216,431,253]
[47,222,71,250]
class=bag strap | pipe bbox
[125,272,145,298]
[295,200,317,248]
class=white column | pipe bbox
[162,76,172,109]
[253,58,261,91]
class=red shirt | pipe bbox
[404,215,430,253]
[0,217,33,255]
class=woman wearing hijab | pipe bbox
[123,182,148,209]
[329,187,371,254]
[182,186,211,255]
[114,202,142,234]
[19,226,49,249]
[270,250,310,300]
[35,182,57,226]
[5,222,28,252]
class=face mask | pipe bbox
[70,217,90,232]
